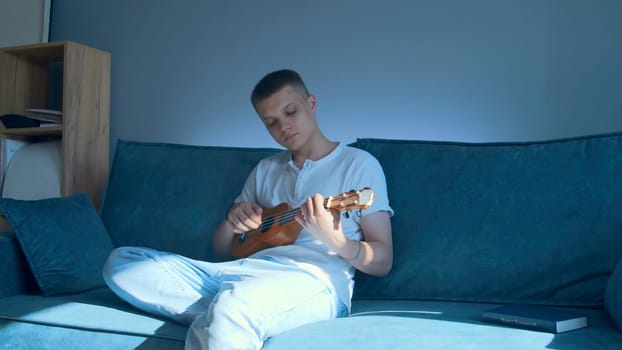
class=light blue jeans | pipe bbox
[102,247,346,350]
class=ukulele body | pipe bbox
[230,202,302,258]
[229,188,374,259]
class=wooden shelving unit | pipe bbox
[0,41,110,208]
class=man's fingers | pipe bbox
[227,203,263,233]
[312,193,326,213]
[295,211,306,227]
[306,196,315,219]
[241,205,263,226]
[251,203,263,216]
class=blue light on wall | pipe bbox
[50,0,622,147]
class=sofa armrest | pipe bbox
[0,230,38,298]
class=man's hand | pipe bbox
[296,193,393,277]
[227,202,263,234]
[296,194,344,246]
[213,202,263,259]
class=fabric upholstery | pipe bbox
[265,300,621,349]
[605,258,622,332]
[0,288,187,341]
[0,232,38,298]
[0,319,183,350]
[2,292,620,350]
[3,133,622,348]
[351,132,622,306]
[0,193,114,295]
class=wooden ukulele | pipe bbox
[230,187,374,258]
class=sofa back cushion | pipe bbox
[100,140,279,261]
[351,132,622,306]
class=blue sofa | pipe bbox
[1,132,622,349]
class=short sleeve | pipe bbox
[361,156,394,217]
[346,150,394,219]
[234,162,259,204]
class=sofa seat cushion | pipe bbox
[0,319,184,350]
[0,288,186,342]
[264,300,622,350]
[1,293,620,349]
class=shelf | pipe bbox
[1,41,65,61]
[0,41,110,209]
[0,125,62,137]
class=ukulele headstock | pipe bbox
[326,187,375,212]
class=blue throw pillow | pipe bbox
[606,258,622,332]
[0,193,114,295]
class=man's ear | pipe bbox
[307,94,317,112]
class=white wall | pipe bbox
[0,0,49,46]
[50,0,622,148]
[0,0,51,196]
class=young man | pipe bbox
[103,69,393,349]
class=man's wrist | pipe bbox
[346,240,362,262]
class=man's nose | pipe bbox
[280,119,292,132]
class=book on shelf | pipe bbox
[481,304,587,333]
[24,108,62,116]
[38,122,61,128]
[24,108,63,123]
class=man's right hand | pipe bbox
[226,202,263,234]
[213,202,263,259]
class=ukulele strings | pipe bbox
[242,192,360,236]
[241,208,300,236]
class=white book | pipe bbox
[24,108,62,116]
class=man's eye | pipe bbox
[285,109,296,116]
[265,120,277,127]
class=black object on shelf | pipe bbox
[0,114,41,128]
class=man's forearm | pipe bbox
[212,220,236,260]
[350,240,393,276]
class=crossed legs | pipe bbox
[103,247,341,349]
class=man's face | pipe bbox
[254,85,317,151]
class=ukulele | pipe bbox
[230,187,375,258]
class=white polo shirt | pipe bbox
[235,142,393,310]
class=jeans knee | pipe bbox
[213,289,260,333]
[102,246,149,290]
[187,289,263,350]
